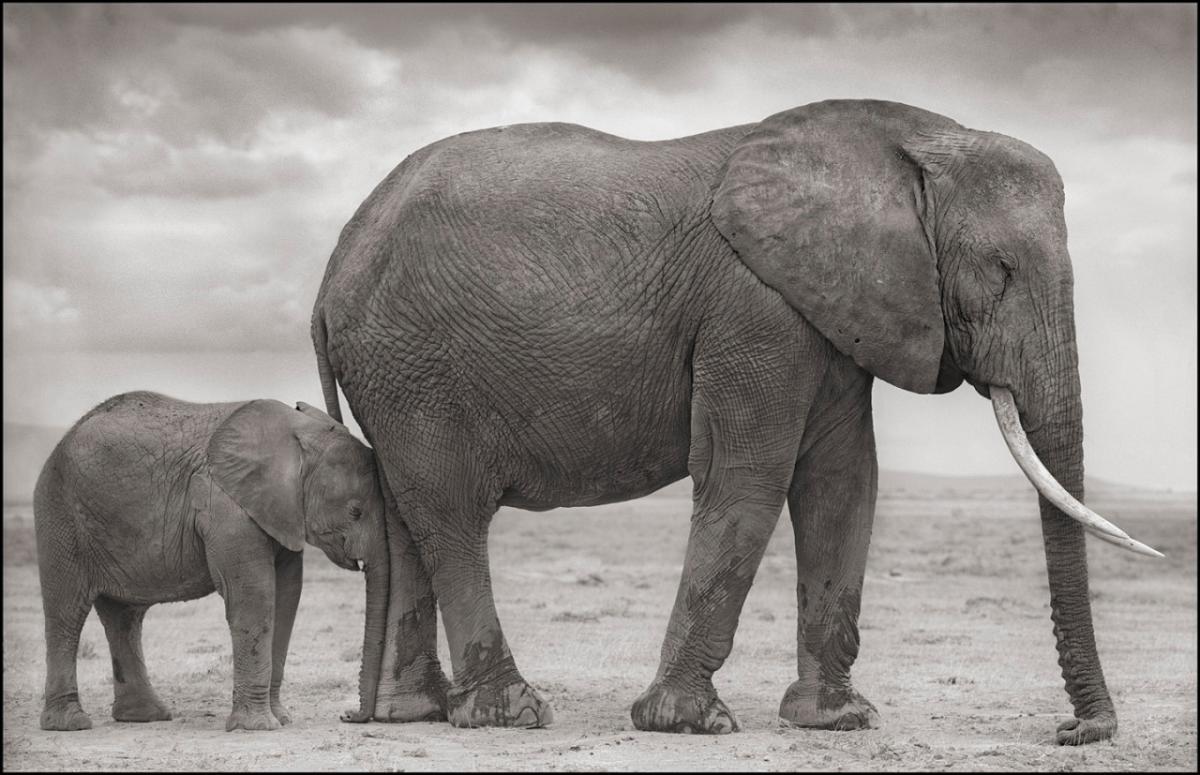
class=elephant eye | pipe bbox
[348,502,363,519]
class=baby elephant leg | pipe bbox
[268,550,302,725]
[206,532,280,732]
[39,583,96,731]
[95,597,171,722]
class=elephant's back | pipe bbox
[320,124,745,396]
[318,122,750,316]
[53,393,240,530]
[36,393,228,599]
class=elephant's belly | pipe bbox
[496,379,695,511]
[80,512,217,605]
[96,573,217,607]
[498,453,690,511]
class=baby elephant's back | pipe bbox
[41,392,241,562]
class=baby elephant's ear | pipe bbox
[295,401,342,429]
[207,399,305,552]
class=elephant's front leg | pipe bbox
[632,390,803,734]
[268,549,302,726]
[780,365,880,730]
[370,484,450,723]
[206,533,280,732]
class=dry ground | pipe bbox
[3,477,1196,771]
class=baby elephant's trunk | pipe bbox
[356,541,390,720]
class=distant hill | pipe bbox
[652,470,1191,503]
[3,423,66,504]
[878,469,1192,501]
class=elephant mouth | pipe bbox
[988,386,1161,557]
[965,376,991,399]
[331,555,365,572]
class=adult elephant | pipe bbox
[311,99,1159,743]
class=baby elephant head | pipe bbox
[206,398,390,720]
[206,398,386,568]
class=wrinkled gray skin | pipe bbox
[311,100,1118,743]
[34,392,389,732]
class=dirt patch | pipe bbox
[3,484,1196,770]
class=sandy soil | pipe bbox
[3,477,1196,771]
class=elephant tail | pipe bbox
[312,307,344,424]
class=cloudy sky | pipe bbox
[3,4,1196,489]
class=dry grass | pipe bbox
[3,478,1195,771]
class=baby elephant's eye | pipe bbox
[348,503,363,520]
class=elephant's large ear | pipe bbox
[712,100,958,393]
[207,399,306,552]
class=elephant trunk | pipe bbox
[1002,331,1117,729]
[991,389,1160,556]
[356,533,390,720]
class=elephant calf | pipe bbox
[34,392,389,732]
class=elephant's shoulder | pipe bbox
[189,468,258,542]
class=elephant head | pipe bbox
[712,99,1159,742]
[207,398,389,721]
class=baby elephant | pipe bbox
[34,392,389,731]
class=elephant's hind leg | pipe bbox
[632,335,809,735]
[37,510,96,731]
[780,362,880,731]
[95,597,172,722]
[372,482,449,723]
[378,425,552,729]
[412,496,551,729]
[39,585,96,730]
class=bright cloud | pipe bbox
[3,279,82,343]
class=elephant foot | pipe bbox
[112,693,172,723]
[631,681,739,734]
[270,700,292,726]
[1055,712,1116,745]
[374,657,450,722]
[447,677,554,728]
[226,705,282,732]
[40,697,93,731]
[779,681,879,730]
[374,692,447,723]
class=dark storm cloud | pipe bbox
[142,3,1196,140]
[3,3,375,149]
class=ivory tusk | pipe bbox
[990,386,1164,559]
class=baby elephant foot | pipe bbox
[270,700,292,726]
[447,678,554,728]
[631,681,739,734]
[226,706,282,732]
[779,682,880,730]
[112,694,172,723]
[41,697,93,731]
[1056,712,1117,745]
